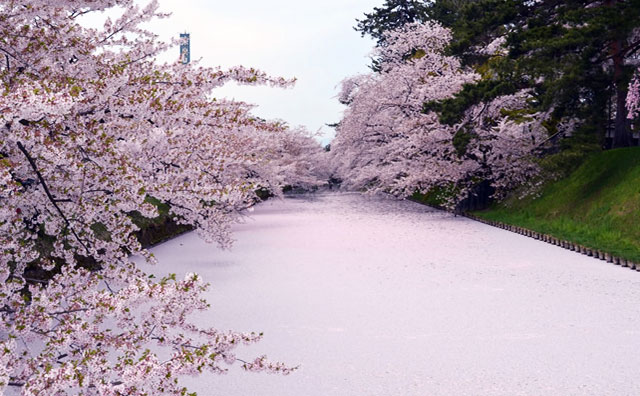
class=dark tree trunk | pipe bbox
[613,38,631,147]
[608,0,632,148]
[613,78,632,148]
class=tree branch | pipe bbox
[16,141,90,254]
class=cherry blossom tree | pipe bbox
[331,22,476,197]
[0,1,312,394]
[331,22,548,206]
[233,123,329,196]
[455,91,549,198]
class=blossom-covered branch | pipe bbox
[0,1,321,394]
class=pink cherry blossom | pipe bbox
[0,1,318,394]
[331,22,550,206]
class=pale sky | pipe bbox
[139,0,381,145]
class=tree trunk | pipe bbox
[613,77,632,148]
[612,38,631,147]
[608,0,632,148]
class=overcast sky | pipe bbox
[137,0,381,145]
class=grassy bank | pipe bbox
[473,147,640,262]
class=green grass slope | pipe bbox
[474,147,640,262]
